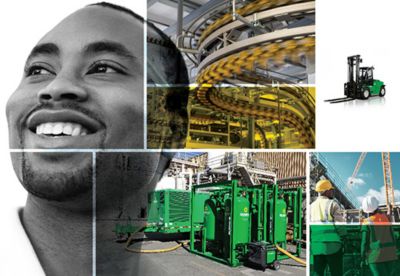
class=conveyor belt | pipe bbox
[148,0,315,148]
[189,115,268,148]
[195,36,315,148]
[199,0,311,45]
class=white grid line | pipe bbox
[9,148,312,153]
[306,152,310,276]
[143,21,147,150]
[92,152,96,276]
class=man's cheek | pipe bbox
[115,107,144,146]
[7,86,37,119]
[6,90,29,148]
[101,98,143,148]
[10,152,24,184]
[111,93,143,126]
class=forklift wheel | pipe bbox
[363,89,370,99]
[379,86,386,97]
[272,260,280,271]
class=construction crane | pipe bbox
[348,152,367,185]
[349,152,395,217]
[382,153,395,213]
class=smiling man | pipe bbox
[7,2,146,202]
[7,3,145,150]
[5,2,188,275]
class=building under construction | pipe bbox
[147,0,315,149]
[310,152,400,222]
[310,153,400,276]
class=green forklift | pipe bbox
[326,55,385,103]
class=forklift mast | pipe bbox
[347,55,362,84]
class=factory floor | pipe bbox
[96,222,306,276]
[121,240,306,276]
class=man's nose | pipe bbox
[37,76,88,103]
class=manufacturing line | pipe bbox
[147,0,316,149]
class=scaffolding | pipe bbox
[310,153,358,209]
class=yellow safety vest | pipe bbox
[311,196,342,255]
[311,196,335,222]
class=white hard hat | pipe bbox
[361,196,379,213]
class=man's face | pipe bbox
[7,6,144,149]
[325,189,334,199]
[6,6,145,200]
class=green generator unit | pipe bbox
[189,180,302,270]
[145,189,209,233]
[114,189,209,239]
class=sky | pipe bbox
[319,152,400,207]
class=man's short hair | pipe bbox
[88,2,144,23]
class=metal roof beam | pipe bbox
[164,0,226,36]
[148,0,159,8]
[153,0,199,12]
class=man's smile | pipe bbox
[24,108,105,148]
[35,122,89,137]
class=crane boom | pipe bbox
[382,152,395,211]
[348,152,395,218]
[349,152,367,185]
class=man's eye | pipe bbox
[87,64,121,74]
[26,66,52,76]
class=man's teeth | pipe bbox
[36,122,88,136]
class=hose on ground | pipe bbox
[125,234,189,253]
[275,244,306,266]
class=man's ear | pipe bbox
[147,86,188,149]
[164,86,189,149]
[165,110,188,149]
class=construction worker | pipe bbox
[361,196,398,276]
[311,179,344,276]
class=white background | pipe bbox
[0,0,397,272]
[0,0,145,247]
[316,0,400,151]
